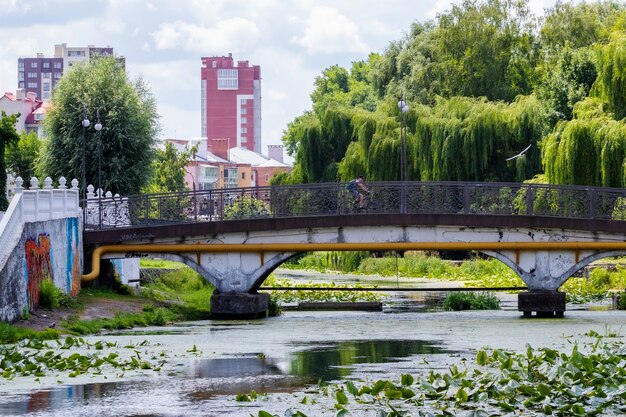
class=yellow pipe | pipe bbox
[82,241,626,281]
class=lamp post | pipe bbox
[81,106,90,204]
[94,109,103,197]
[398,97,409,214]
[398,97,409,182]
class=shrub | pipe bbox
[442,291,501,311]
[618,292,626,310]
[39,279,63,310]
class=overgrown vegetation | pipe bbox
[285,251,626,304]
[252,335,626,416]
[38,279,77,310]
[262,275,384,305]
[442,291,501,311]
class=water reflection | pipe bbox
[289,339,448,381]
[0,339,448,415]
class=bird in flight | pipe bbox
[506,143,532,161]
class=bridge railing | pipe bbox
[83,181,626,230]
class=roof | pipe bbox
[257,158,290,168]
[228,147,274,166]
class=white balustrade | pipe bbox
[0,177,82,271]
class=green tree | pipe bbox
[0,111,21,210]
[6,131,42,181]
[145,142,195,193]
[540,0,625,52]
[41,56,160,196]
[536,46,597,123]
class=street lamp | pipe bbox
[81,106,90,203]
[398,97,409,183]
[80,106,103,205]
[94,109,103,197]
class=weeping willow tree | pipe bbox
[413,96,546,182]
[542,32,626,187]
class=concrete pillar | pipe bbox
[518,290,566,318]
[210,292,270,319]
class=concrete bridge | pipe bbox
[83,181,626,318]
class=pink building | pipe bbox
[0,89,47,137]
[201,54,261,154]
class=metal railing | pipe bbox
[83,181,626,230]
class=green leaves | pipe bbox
[255,336,626,416]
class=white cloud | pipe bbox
[150,18,260,52]
[290,6,368,54]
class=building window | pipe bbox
[31,62,38,68]
[27,72,37,78]
[18,82,24,88]
[241,117,247,124]
[241,136,247,143]
[211,61,216,68]
[204,166,218,178]
[217,68,238,90]
[27,82,37,88]
[42,72,51,79]
[224,168,238,188]
[240,98,247,105]
[241,127,247,134]
[18,62,24,70]
[265,174,269,182]
[241,108,247,115]
[54,72,62,79]
[18,72,24,81]
[43,62,50,68]
[242,172,246,180]
[34,113,44,121]
[67,50,85,57]
[54,62,62,69]
[199,182,215,190]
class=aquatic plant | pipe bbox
[252,337,626,416]
[442,291,501,311]
[0,337,161,380]
[262,275,385,304]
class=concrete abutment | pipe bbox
[518,291,566,318]
[210,292,270,319]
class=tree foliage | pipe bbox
[6,131,42,182]
[0,111,20,210]
[41,56,160,196]
[144,142,195,193]
[280,0,626,188]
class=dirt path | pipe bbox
[20,296,148,332]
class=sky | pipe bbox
[0,0,555,158]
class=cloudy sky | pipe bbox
[0,0,554,157]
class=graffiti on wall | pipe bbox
[25,233,53,309]
[66,217,81,296]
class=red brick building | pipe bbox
[201,54,261,154]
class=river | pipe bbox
[0,269,624,416]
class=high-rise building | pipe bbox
[201,54,261,154]
[17,43,124,101]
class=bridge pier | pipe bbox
[210,292,270,319]
[518,290,566,318]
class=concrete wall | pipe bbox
[0,177,81,322]
[0,218,82,321]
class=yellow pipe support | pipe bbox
[82,241,626,281]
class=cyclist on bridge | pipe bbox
[346,175,370,209]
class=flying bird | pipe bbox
[505,143,532,161]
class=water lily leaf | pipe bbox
[384,389,403,399]
[335,409,351,417]
[336,390,349,404]
[345,381,358,396]
[455,388,469,403]
[476,350,488,365]
[401,373,414,386]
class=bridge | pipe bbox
[82,181,626,318]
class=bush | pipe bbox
[38,279,73,309]
[618,292,626,310]
[442,291,501,311]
